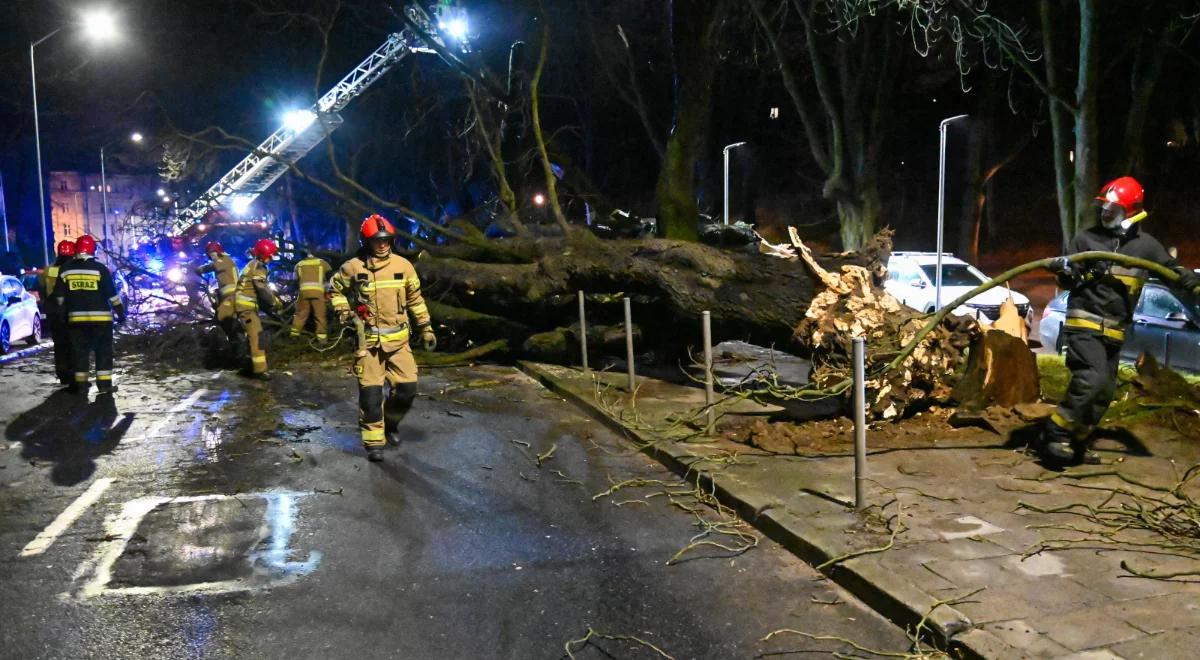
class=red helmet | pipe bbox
[205,241,224,255]
[250,238,278,261]
[360,214,397,243]
[1096,177,1145,221]
[75,235,97,256]
[57,240,77,258]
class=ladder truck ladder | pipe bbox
[171,5,445,235]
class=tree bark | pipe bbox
[530,11,571,233]
[1041,0,1076,251]
[654,0,726,241]
[1072,0,1100,238]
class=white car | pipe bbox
[884,252,1032,325]
[1,275,43,353]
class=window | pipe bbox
[1,278,22,299]
[1137,286,1187,320]
[769,107,780,120]
[920,264,986,287]
[59,181,68,191]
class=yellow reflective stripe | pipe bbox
[361,429,386,444]
[219,284,237,295]
[1113,274,1144,297]
[409,303,428,316]
[48,266,60,277]
[74,373,89,383]
[1050,412,1075,430]
[68,315,113,323]
[299,284,325,292]
[360,280,407,292]
[1064,317,1126,341]
[330,295,349,309]
[251,355,267,364]
[96,374,113,381]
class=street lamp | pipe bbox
[30,7,122,264]
[99,131,142,251]
[935,114,968,312]
[723,141,747,225]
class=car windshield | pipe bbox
[919,264,987,287]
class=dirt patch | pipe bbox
[725,407,984,456]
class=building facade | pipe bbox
[48,171,161,256]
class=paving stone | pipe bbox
[1100,592,1200,634]
[1054,650,1127,660]
[1106,628,1200,659]
[1036,608,1145,651]
[945,587,1043,624]
[980,620,1072,658]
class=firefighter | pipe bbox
[1043,177,1200,465]
[234,239,281,380]
[330,214,436,462]
[194,241,239,340]
[291,249,332,342]
[38,240,77,385]
[52,235,126,395]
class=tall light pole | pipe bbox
[935,114,968,312]
[723,141,747,225]
[99,132,142,254]
[29,8,121,265]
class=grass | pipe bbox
[1037,352,1200,432]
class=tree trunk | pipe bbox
[1041,0,1076,251]
[530,12,570,233]
[654,0,725,241]
[835,187,881,253]
[1120,28,1169,176]
[1072,0,1100,237]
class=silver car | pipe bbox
[1,275,43,353]
[1039,282,1200,373]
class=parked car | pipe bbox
[1039,281,1200,373]
[885,252,1033,326]
[1,274,43,353]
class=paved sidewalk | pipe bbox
[520,361,1200,659]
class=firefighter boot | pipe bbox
[1038,418,1076,467]
[367,448,385,462]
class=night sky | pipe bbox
[3,1,1200,266]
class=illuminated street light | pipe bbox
[30,6,124,264]
[100,130,143,250]
[439,7,469,41]
[156,188,166,196]
[533,193,546,207]
[283,109,317,133]
[81,8,120,42]
[130,132,144,143]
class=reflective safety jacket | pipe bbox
[1063,225,1182,342]
[37,256,73,301]
[196,254,238,303]
[294,257,332,300]
[51,256,123,324]
[329,251,431,347]
[235,259,278,312]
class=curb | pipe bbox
[518,361,1013,660]
[0,341,51,365]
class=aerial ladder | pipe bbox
[170,3,459,236]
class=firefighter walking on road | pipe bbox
[291,249,332,342]
[235,239,281,380]
[194,241,239,341]
[51,235,126,395]
[39,240,78,385]
[1043,177,1200,466]
[330,214,436,462]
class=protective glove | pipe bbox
[1047,256,1075,275]
[1175,269,1200,294]
[419,327,437,352]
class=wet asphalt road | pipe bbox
[0,351,912,659]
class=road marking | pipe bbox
[19,478,116,558]
[69,491,320,600]
[144,388,208,438]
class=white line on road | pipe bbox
[19,478,116,558]
[144,388,208,438]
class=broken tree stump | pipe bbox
[952,330,1040,410]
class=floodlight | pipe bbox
[81,8,119,42]
[283,109,317,133]
[130,132,144,143]
[440,16,469,41]
[231,196,253,216]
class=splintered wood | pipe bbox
[787,228,976,420]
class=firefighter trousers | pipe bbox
[291,295,328,340]
[238,310,268,374]
[68,322,114,390]
[48,317,73,384]
[354,342,418,448]
[1046,329,1122,445]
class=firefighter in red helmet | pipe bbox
[51,234,126,394]
[234,238,281,379]
[38,240,78,384]
[1042,177,1200,466]
[330,214,436,462]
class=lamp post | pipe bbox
[99,132,142,253]
[29,8,121,265]
[723,141,747,225]
[935,114,968,312]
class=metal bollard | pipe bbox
[578,291,589,373]
[853,336,867,510]
[703,311,714,435]
[624,297,635,391]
